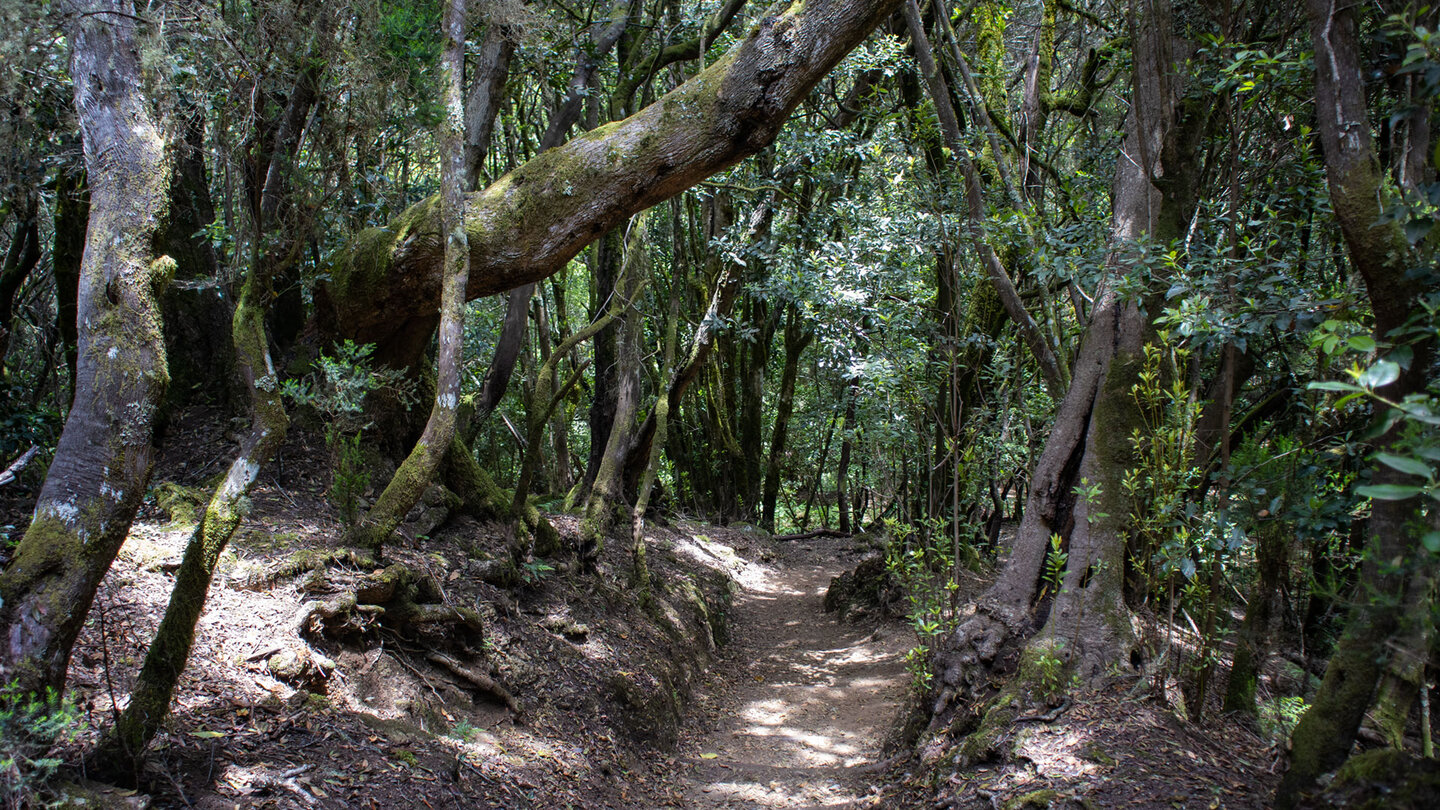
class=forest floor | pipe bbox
[0,406,1304,809]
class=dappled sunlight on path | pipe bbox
[673,540,909,809]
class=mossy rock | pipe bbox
[1312,748,1440,809]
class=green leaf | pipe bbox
[1357,360,1400,389]
[1423,531,1440,554]
[188,730,225,739]
[1309,381,1363,393]
[1355,484,1425,501]
[1346,335,1377,352]
[1374,453,1433,478]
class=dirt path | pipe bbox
[670,538,911,809]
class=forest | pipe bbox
[0,0,1438,807]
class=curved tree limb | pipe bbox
[315,0,907,352]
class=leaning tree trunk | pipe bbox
[312,0,906,359]
[354,0,474,550]
[928,0,1199,742]
[0,0,172,702]
[1274,1,1436,804]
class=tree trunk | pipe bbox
[1274,1,1436,803]
[52,163,87,404]
[931,0,1198,726]
[84,9,353,773]
[581,216,649,563]
[159,109,235,411]
[580,228,624,503]
[737,295,775,521]
[0,0,173,702]
[313,0,907,354]
[353,0,473,550]
[836,378,858,533]
[0,193,41,366]
[464,22,514,192]
[761,304,813,532]
[1223,519,1289,715]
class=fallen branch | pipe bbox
[253,764,318,805]
[0,445,38,486]
[773,528,852,542]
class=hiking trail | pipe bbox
[669,536,911,809]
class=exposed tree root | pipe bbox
[426,652,521,716]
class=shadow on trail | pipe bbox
[673,539,910,809]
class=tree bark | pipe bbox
[52,163,88,405]
[84,10,350,774]
[0,0,173,701]
[314,0,906,354]
[931,0,1198,720]
[353,0,474,550]
[0,193,41,366]
[581,216,649,563]
[1274,1,1436,803]
[464,22,514,192]
[159,108,235,410]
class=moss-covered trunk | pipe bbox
[1224,520,1289,715]
[0,0,173,703]
[82,13,348,775]
[313,0,906,362]
[352,0,473,550]
[1274,1,1436,804]
[930,0,1200,724]
[159,108,234,412]
[581,216,648,562]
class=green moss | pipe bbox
[329,197,442,307]
[955,697,1016,766]
[152,481,207,526]
[0,516,93,688]
[1326,748,1440,809]
[148,255,177,296]
[1003,791,1061,810]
